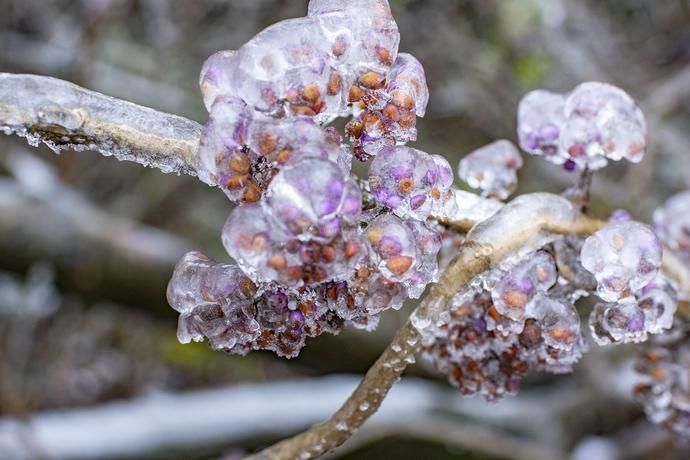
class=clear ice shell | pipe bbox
[581,221,662,302]
[458,139,523,200]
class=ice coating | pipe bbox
[553,236,597,290]
[218,17,337,118]
[468,193,578,249]
[653,190,690,262]
[386,53,429,117]
[245,116,346,167]
[589,273,677,346]
[517,82,646,170]
[197,0,400,122]
[223,158,362,286]
[458,140,523,200]
[527,294,581,351]
[167,252,260,350]
[167,251,257,315]
[196,98,255,201]
[266,157,361,238]
[421,290,529,400]
[365,215,416,280]
[308,0,393,17]
[168,258,352,358]
[365,214,441,298]
[433,188,504,225]
[561,82,646,169]
[199,50,237,111]
[406,220,443,292]
[197,97,351,203]
[517,90,566,160]
[357,271,408,314]
[590,300,649,345]
[637,274,678,334]
[0,73,202,177]
[580,221,662,302]
[369,145,454,220]
[491,251,558,322]
[167,250,400,357]
[309,0,399,78]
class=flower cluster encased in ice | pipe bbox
[169,0,446,358]
[518,82,646,170]
[421,250,584,401]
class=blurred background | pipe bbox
[0,0,689,459]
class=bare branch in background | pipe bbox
[0,375,640,460]
[0,73,202,177]
[0,150,192,310]
[328,415,568,460]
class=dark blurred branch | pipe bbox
[327,415,568,460]
[0,73,202,177]
[0,171,191,312]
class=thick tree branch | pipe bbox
[0,73,202,176]
[247,194,605,459]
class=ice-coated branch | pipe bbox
[0,73,202,176]
[246,193,610,460]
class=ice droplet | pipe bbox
[406,335,420,346]
[410,311,431,332]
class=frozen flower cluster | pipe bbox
[222,158,362,287]
[635,322,690,442]
[169,0,447,358]
[197,98,349,202]
[420,189,684,405]
[517,82,646,170]
[581,221,662,302]
[369,146,454,220]
[345,52,428,159]
[580,221,679,345]
[421,250,584,400]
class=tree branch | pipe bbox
[246,194,607,459]
[0,73,202,177]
